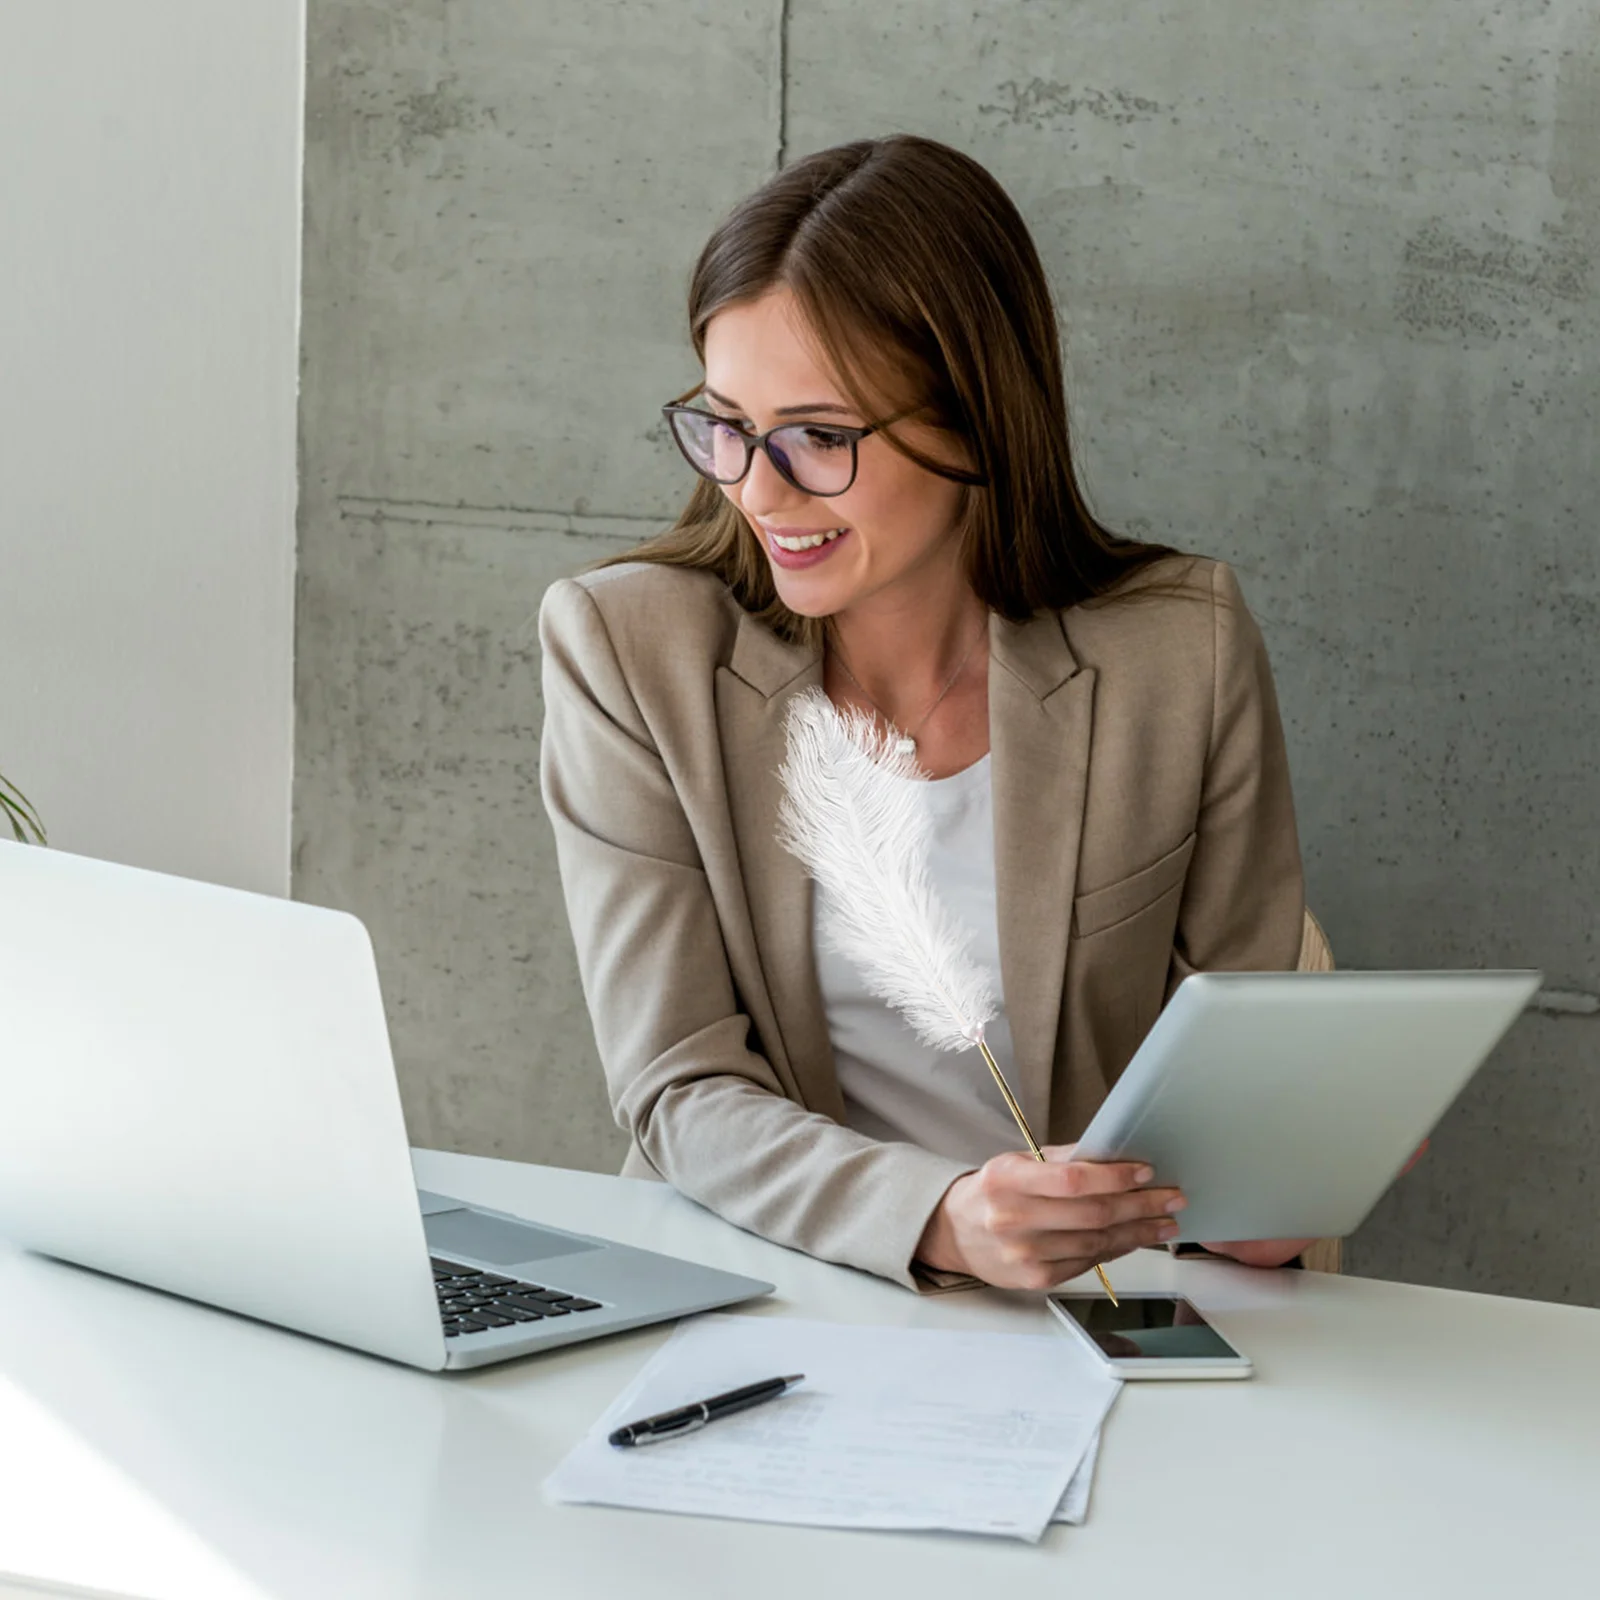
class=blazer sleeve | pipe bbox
[1167,562,1306,989]
[537,578,972,1289]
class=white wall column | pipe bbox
[0,1,304,894]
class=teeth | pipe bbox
[771,528,846,551]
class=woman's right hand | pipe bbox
[915,1145,1186,1290]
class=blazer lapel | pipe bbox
[714,614,843,1119]
[988,609,1096,1142]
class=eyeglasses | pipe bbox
[662,387,911,498]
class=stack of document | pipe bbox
[545,1314,1121,1542]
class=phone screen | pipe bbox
[1050,1293,1243,1361]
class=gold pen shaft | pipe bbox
[974,1038,1119,1306]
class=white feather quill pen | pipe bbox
[776,687,1118,1301]
[777,689,997,1054]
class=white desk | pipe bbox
[0,1150,1595,1600]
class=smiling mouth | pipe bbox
[768,527,848,551]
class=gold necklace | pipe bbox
[827,620,986,758]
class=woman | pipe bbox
[538,135,1318,1292]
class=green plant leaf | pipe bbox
[0,773,47,845]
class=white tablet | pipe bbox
[1073,970,1542,1242]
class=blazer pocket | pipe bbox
[1072,832,1197,939]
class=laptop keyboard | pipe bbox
[432,1257,603,1337]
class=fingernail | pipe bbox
[1136,1166,1154,1185]
[1165,1196,1187,1213]
[1159,1222,1181,1240]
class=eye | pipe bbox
[799,427,851,451]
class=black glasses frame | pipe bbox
[661,398,889,498]
[661,384,990,496]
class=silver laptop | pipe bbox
[0,840,772,1370]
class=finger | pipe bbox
[1042,1142,1155,1172]
[1032,1214,1182,1267]
[1001,1185,1185,1236]
[977,1152,1183,1214]
[1007,1226,1167,1291]
[1029,1152,1169,1201]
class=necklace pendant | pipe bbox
[893,735,917,758]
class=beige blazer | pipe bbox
[538,555,1308,1288]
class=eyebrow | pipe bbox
[703,386,857,419]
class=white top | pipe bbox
[814,754,1031,1164]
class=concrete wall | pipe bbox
[0,2,303,895]
[297,1,1600,1305]
[295,1,780,1170]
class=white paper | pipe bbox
[545,1315,1121,1543]
[1051,1428,1100,1524]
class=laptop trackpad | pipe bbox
[424,1208,601,1266]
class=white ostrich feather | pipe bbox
[776,688,996,1052]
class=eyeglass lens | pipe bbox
[669,410,857,496]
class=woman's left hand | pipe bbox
[1198,1237,1314,1268]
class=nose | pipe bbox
[736,442,809,521]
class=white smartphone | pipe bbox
[1046,1291,1254,1380]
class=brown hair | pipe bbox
[602,134,1183,642]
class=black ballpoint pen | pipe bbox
[608,1373,806,1447]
